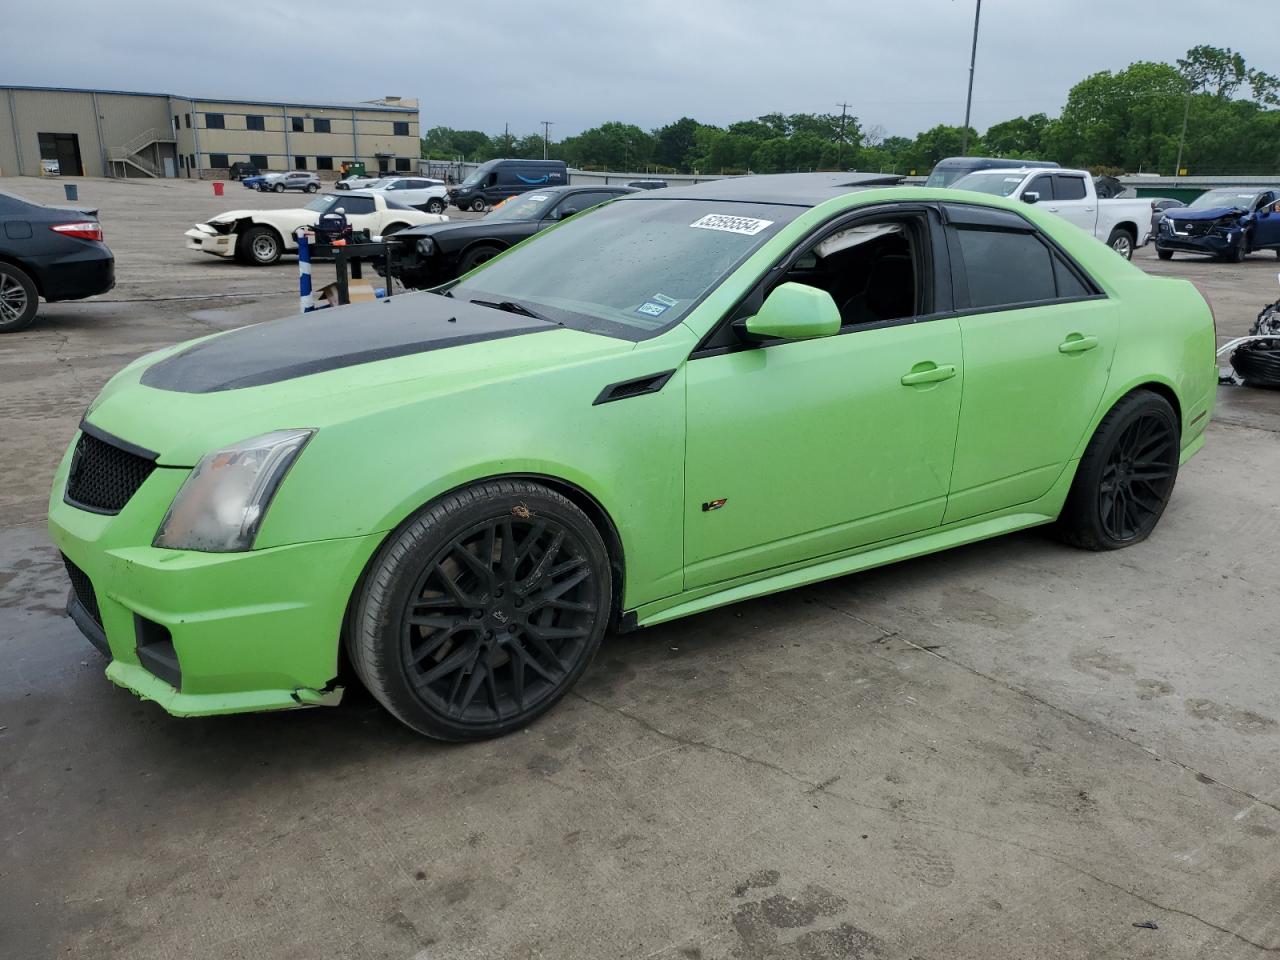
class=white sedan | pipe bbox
[184,192,448,265]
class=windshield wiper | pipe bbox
[469,298,558,324]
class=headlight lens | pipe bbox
[416,237,436,256]
[153,429,314,552]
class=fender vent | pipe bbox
[593,370,675,406]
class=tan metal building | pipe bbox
[0,85,420,179]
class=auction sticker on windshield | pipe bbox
[690,214,775,236]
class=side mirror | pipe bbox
[557,206,580,219]
[739,282,841,342]
[1022,191,1039,204]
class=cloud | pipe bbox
[5,0,1278,138]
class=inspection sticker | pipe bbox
[690,213,775,236]
[636,301,669,317]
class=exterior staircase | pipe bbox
[109,127,176,178]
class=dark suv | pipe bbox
[228,162,260,181]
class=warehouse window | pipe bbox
[295,156,307,170]
[188,154,195,168]
[315,156,334,170]
[393,121,410,136]
[184,113,191,128]
[250,154,268,169]
[246,115,265,132]
[313,118,331,133]
[173,115,180,132]
[292,116,304,132]
[395,157,411,172]
[209,153,229,169]
[178,154,184,167]
[205,113,225,129]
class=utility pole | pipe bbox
[836,102,852,169]
[960,0,982,155]
[1174,79,1192,178]
[540,120,553,160]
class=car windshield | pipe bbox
[488,192,558,221]
[303,195,344,214]
[925,166,974,188]
[449,198,802,341]
[1187,189,1259,210]
[948,172,1027,196]
[460,170,485,188]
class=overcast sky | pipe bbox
[5,0,1278,139]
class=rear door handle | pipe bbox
[1058,334,1099,354]
[900,363,957,386]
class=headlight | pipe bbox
[416,237,436,256]
[153,429,314,552]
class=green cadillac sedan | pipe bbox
[49,173,1217,740]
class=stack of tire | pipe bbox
[1231,299,1280,388]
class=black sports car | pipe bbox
[0,190,114,332]
[384,185,636,289]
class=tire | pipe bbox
[1225,242,1245,263]
[1057,390,1180,551]
[470,198,487,213]
[1106,226,1135,260]
[426,198,445,214]
[458,245,501,274]
[306,183,319,193]
[0,262,39,333]
[273,182,285,193]
[346,479,612,740]
[1156,248,1174,260]
[238,225,283,266]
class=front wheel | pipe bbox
[457,245,501,274]
[1106,227,1134,260]
[238,225,283,266]
[0,262,39,333]
[306,183,319,193]
[1057,390,1180,551]
[426,198,446,214]
[273,182,285,193]
[1156,248,1174,260]
[346,480,612,740]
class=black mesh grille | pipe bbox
[65,430,157,514]
[62,554,102,627]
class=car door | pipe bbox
[1249,193,1280,250]
[682,206,964,589]
[941,203,1119,523]
[1047,173,1096,234]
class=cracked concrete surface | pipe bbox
[1,177,1279,959]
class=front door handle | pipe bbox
[1058,334,1099,354]
[900,363,957,386]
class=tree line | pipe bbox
[422,46,1280,176]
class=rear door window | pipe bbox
[954,228,1057,308]
[1053,175,1088,201]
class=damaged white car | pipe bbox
[184,192,448,266]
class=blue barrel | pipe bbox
[64,184,78,202]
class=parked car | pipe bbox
[228,162,260,181]
[385,184,636,287]
[261,171,321,194]
[55,172,1214,740]
[925,156,1059,188]
[1149,197,1186,238]
[449,159,569,212]
[0,189,114,333]
[950,167,1153,259]
[1155,187,1280,261]
[335,174,385,191]
[627,179,669,190]
[184,191,447,265]
[362,177,450,214]
[241,173,274,190]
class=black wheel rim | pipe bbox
[401,515,599,724]
[1098,412,1177,541]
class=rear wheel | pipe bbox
[238,225,283,266]
[347,480,612,740]
[1057,390,1180,551]
[381,222,408,236]
[0,262,38,333]
[273,182,285,193]
[458,245,501,274]
[1156,248,1174,260]
[1106,226,1135,260]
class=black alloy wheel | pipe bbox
[348,480,611,740]
[1058,390,1180,550]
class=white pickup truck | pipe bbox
[949,167,1153,260]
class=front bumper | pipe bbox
[48,435,383,716]
[185,225,237,258]
[1156,225,1241,256]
